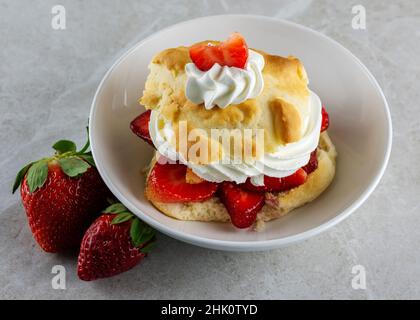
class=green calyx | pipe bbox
[105,202,156,253]
[12,127,95,194]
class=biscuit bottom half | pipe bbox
[145,132,337,229]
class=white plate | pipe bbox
[89,15,392,251]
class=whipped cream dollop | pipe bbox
[185,50,265,109]
[149,91,322,185]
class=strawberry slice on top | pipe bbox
[189,32,249,71]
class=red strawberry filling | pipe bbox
[219,182,265,229]
[220,167,309,228]
[302,150,318,174]
[321,106,329,132]
[130,110,153,146]
[146,161,314,229]
[241,176,282,193]
[241,168,308,193]
[146,161,218,203]
[189,32,249,71]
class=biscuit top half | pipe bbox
[140,42,310,158]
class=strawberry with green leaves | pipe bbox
[77,202,155,281]
[13,133,111,253]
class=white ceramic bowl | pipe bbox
[89,15,392,251]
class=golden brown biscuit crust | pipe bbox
[140,43,310,157]
[269,98,302,143]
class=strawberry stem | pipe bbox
[78,126,90,154]
[12,124,96,194]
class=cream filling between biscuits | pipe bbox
[149,91,322,186]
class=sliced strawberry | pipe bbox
[242,179,267,193]
[321,106,329,132]
[282,168,307,190]
[302,150,318,174]
[146,161,218,202]
[241,168,308,194]
[219,182,264,229]
[242,176,284,193]
[189,45,224,72]
[189,32,248,71]
[130,110,153,146]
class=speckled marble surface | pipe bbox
[1,0,419,299]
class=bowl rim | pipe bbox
[89,14,392,251]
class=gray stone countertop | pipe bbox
[1,0,419,299]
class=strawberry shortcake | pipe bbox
[130,33,337,230]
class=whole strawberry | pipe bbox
[13,134,110,253]
[77,202,155,281]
